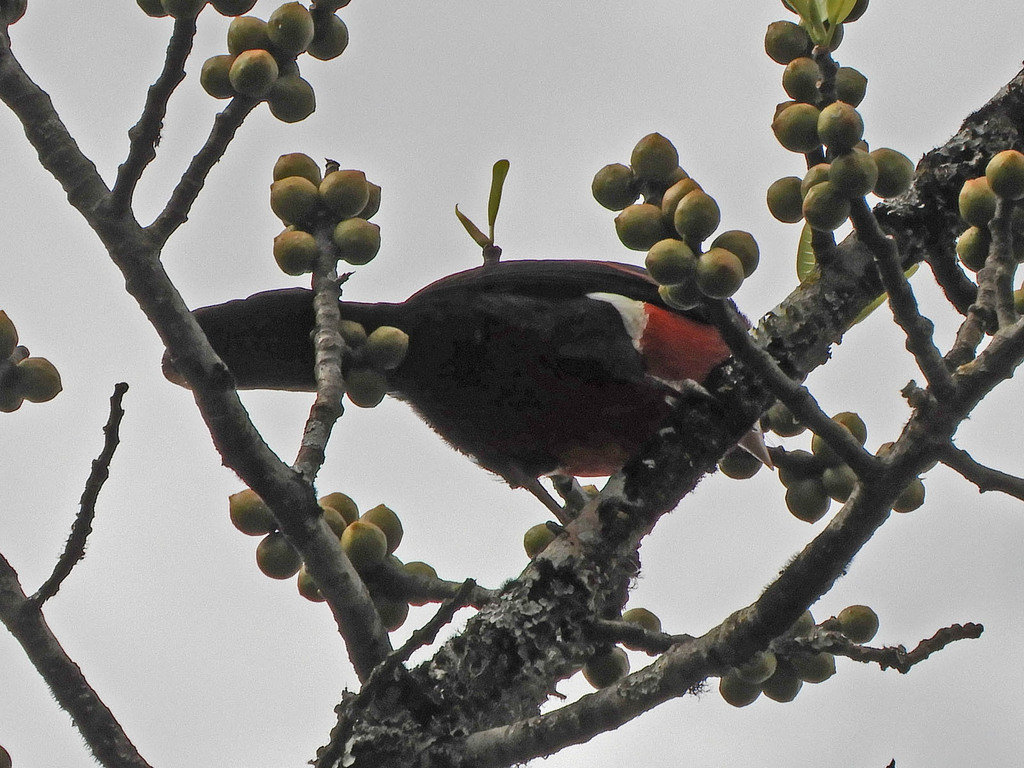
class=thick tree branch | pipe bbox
[32,383,129,606]
[0,554,153,768]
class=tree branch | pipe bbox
[31,383,129,606]
[0,554,153,768]
[937,442,1024,501]
[110,18,197,213]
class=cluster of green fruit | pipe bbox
[955,150,1024,280]
[229,489,429,630]
[0,312,62,412]
[764,14,914,233]
[582,607,662,689]
[592,133,760,304]
[719,604,879,707]
[139,1,351,123]
[337,319,409,408]
[762,404,926,522]
[269,152,381,273]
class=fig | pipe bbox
[658,280,703,311]
[892,477,925,512]
[785,477,831,523]
[719,671,761,707]
[364,326,410,370]
[344,367,388,407]
[137,0,168,17]
[297,565,325,601]
[761,664,802,702]
[229,488,275,536]
[710,229,759,277]
[374,596,410,631]
[15,357,62,402]
[621,607,661,634]
[736,650,778,685]
[360,504,403,554]
[228,48,279,98]
[269,175,319,224]
[358,182,382,219]
[592,163,639,211]
[320,169,370,219]
[338,319,368,348]
[256,532,302,579]
[837,604,879,643]
[958,176,998,227]
[771,103,821,153]
[718,447,762,479]
[308,13,350,60]
[523,522,557,558]
[672,189,721,245]
[791,651,836,683]
[802,181,850,231]
[267,2,315,56]
[211,0,257,15]
[835,66,868,107]
[766,176,804,223]
[630,132,680,185]
[614,203,670,251]
[320,505,348,537]
[227,15,271,55]
[985,149,1024,200]
[582,647,629,689]
[764,20,811,64]
[645,238,697,286]
[273,152,322,186]
[200,55,236,99]
[660,177,702,226]
[273,228,319,275]
[821,463,857,502]
[870,148,914,198]
[828,149,878,198]
[319,492,359,525]
[340,519,388,571]
[268,74,316,123]
[816,102,864,151]
[332,218,381,265]
[782,57,820,103]
[764,401,804,436]
[800,163,831,197]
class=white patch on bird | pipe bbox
[587,292,648,351]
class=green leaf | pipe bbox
[796,223,817,282]
[455,205,491,249]
[487,159,510,238]
[828,0,858,26]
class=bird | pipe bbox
[165,259,761,517]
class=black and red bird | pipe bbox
[168,259,755,509]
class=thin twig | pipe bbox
[849,198,956,401]
[589,618,693,655]
[148,96,259,244]
[0,554,154,768]
[938,442,1024,502]
[704,300,878,478]
[110,18,197,213]
[294,229,346,481]
[832,623,984,673]
[32,383,129,606]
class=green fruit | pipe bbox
[256,532,302,579]
[771,103,821,153]
[622,607,661,634]
[870,148,914,198]
[364,326,409,370]
[958,176,998,227]
[615,203,670,251]
[816,102,864,151]
[200,55,236,99]
[788,610,816,636]
[736,650,778,685]
[802,181,850,231]
[161,0,207,19]
[317,504,347,537]
[270,176,319,224]
[361,504,403,554]
[695,248,744,298]
[308,13,350,60]
[359,182,382,219]
[15,358,62,402]
[592,163,640,211]
[374,596,410,631]
[658,281,703,311]
[338,319,368,348]
[764,20,811,64]
[319,492,359,525]
[660,177,701,225]
[761,664,802,702]
[673,190,721,245]
[961,216,1001,261]
[837,604,879,643]
[229,489,276,535]
[344,367,388,408]
[764,401,804,436]
[404,561,438,606]
[273,153,322,186]
[785,478,831,523]
[0,311,17,359]
[523,522,557,558]
[228,48,279,98]
[267,2,315,55]
[782,57,820,103]
[273,229,318,275]
[320,169,370,219]
[297,565,325,601]
[777,449,815,487]
[821,463,857,502]
[645,238,697,286]
[833,411,868,444]
[835,66,868,107]
[892,477,925,512]
[630,132,680,185]
[986,149,1024,199]
[211,0,257,15]
[332,218,381,265]
[800,163,831,197]
[766,176,804,223]
[583,647,630,689]
[267,74,315,122]
[791,651,836,683]
[844,0,869,22]
[340,520,388,571]
[227,16,271,55]
[719,670,761,707]
[829,149,878,198]
[711,230,759,277]
[0,384,23,413]
[137,0,168,17]
[718,447,762,479]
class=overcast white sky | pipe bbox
[2,1,1023,766]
